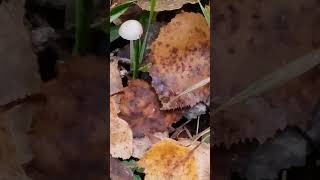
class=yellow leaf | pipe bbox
[138,139,198,180]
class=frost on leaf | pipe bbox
[149,12,210,110]
[137,139,198,180]
[119,80,181,137]
[110,96,133,159]
[137,0,197,11]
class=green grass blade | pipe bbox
[197,0,210,26]
[110,0,136,23]
[214,49,320,114]
[173,77,210,101]
[109,25,120,42]
[137,0,156,64]
[73,0,92,55]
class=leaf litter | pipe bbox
[110,8,210,179]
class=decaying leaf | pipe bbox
[119,80,181,137]
[133,131,168,158]
[0,0,41,105]
[110,156,134,180]
[28,56,106,180]
[213,0,320,145]
[149,12,210,110]
[138,139,198,180]
[137,0,197,11]
[110,96,133,159]
[110,60,123,95]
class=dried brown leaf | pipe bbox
[110,156,134,180]
[213,0,320,145]
[1,103,37,165]
[132,131,168,158]
[110,96,133,159]
[137,0,197,11]
[110,60,123,95]
[119,80,181,137]
[0,0,41,105]
[28,56,106,180]
[0,105,33,180]
[149,12,210,110]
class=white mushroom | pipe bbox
[118,20,143,41]
[118,20,144,78]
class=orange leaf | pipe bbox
[149,12,210,110]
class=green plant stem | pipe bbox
[74,0,92,55]
[137,0,156,64]
[130,40,139,79]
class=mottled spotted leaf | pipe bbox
[149,12,210,110]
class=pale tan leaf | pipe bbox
[132,132,168,158]
[137,0,197,11]
[110,96,133,159]
[110,60,123,95]
[178,139,210,180]
[0,0,41,105]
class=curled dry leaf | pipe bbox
[110,60,123,95]
[119,80,181,137]
[110,96,133,159]
[137,139,197,180]
[149,12,210,110]
[137,0,197,11]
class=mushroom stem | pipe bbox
[130,40,139,79]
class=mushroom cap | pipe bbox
[118,20,143,41]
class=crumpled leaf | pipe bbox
[119,80,181,137]
[0,0,41,105]
[137,0,197,11]
[137,139,197,180]
[149,12,210,110]
[110,96,133,159]
[110,60,123,95]
[28,56,106,180]
[110,156,134,180]
[213,0,320,145]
